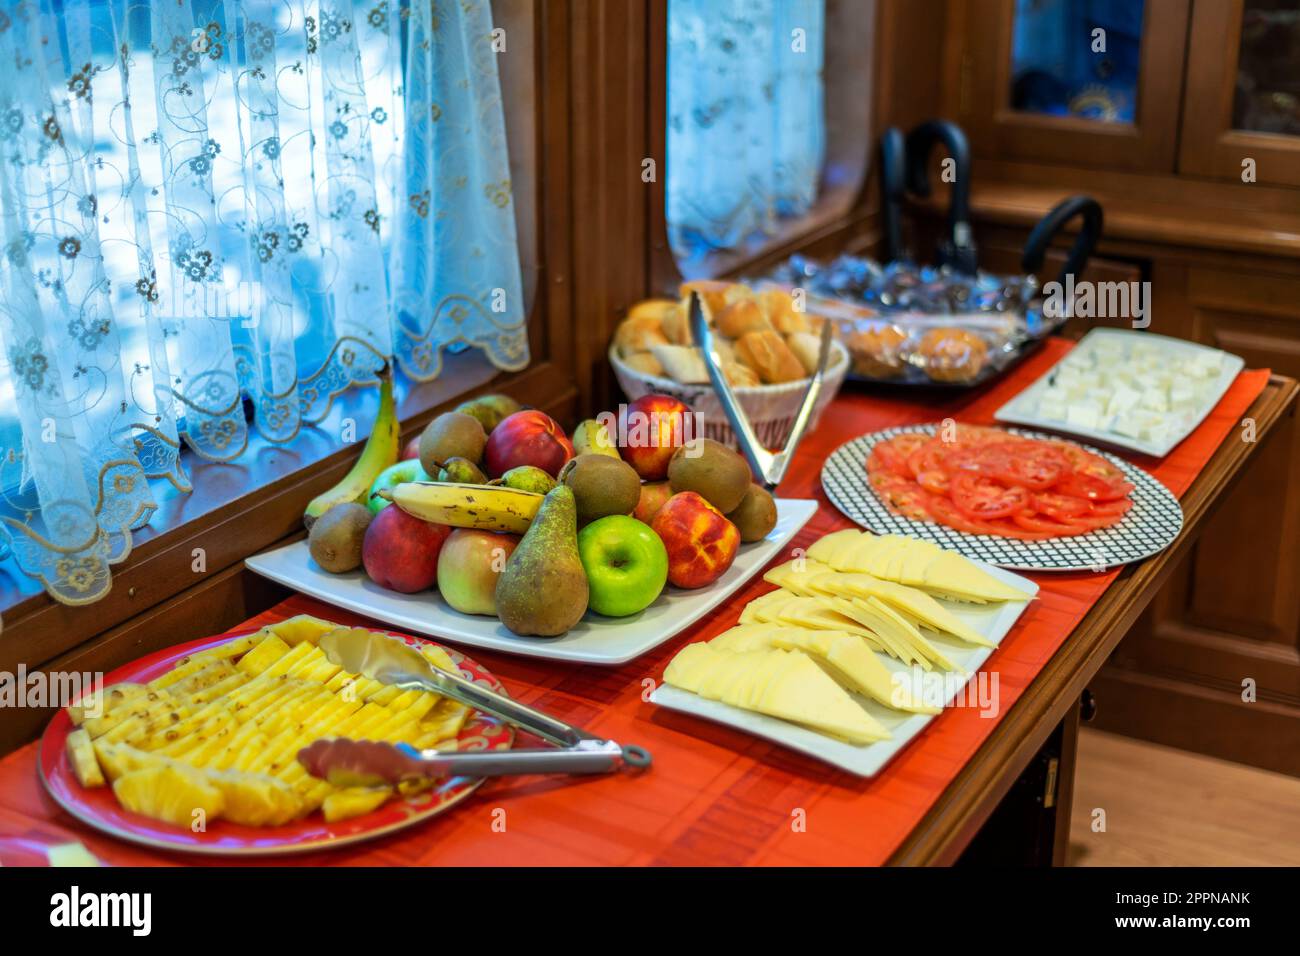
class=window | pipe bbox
[663,0,874,277]
[0,0,532,606]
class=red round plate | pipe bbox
[39,626,514,857]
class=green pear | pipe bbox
[494,485,589,637]
[500,465,556,495]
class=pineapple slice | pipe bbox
[322,787,393,823]
[112,764,225,828]
[234,633,293,676]
[206,770,302,826]
[268,615,341,647]
[66,729,105,787]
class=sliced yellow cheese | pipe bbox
[805,528,861,566]
[665,644,889,744]
[765,628,938,714]
[921,551,1031,603]
[815,572,993,648]
[762,559,832,596]
[739,588,799,624]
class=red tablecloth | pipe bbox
[0,339,1272,866]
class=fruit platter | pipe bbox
[651,526,1037,776]
[822,423,1184,572]
[39,616,514,855]
[247,379,817,664]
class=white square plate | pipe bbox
[649,561,1038,777]
[993,328,1244,458]
[246,498,818,666]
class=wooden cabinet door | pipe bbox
[1097,265,1300,775]
[949,0,1191,172]
[1178,0,1300,188]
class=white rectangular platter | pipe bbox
[994,327,1243,458]
[246,498,818,666]
[649,561,1038,777]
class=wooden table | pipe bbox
[0,345,1293,866]
[899,373,1298,864]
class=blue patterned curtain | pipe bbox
[0,0,528,605]
[666,0,825,264]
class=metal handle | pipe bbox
[299,738,652,787]
[396,667,594,749]
[395,739,635,777]
[1021,194,1104,290]
[690,291,830,490]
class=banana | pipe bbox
[387,481,543,534]
[303,368,400,529]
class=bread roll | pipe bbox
[627,298,678,322]
[614,315,669,357]
[650,343,709,384]
[846,325,907,378]
[715,298,771,338]
[760,288,812,335]
[916,327,989,383]
[734,330,806,384]
[785,331,825,374]
[622,350,665,378]
[723,361,761,388]
[661,301,694,346]
[679,279,731,320]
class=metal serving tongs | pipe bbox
[689,290,832,489]
[296,629,652,787]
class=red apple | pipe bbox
[484,409,575,478]
[362,505,450,593]
[401,434,421,461]
[436,529,520,616]
[633,480,673,525]
[650,491,740,589]
[618,394,693,481]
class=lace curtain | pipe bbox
[0,0,528,606]
[666,0,826,263]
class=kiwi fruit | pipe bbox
[419,411,486,477]
[308,502,373,572]
[559,454,642,523]
[726,483,777,542]
[667,438,751,514]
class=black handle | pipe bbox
[879,126,908,263]
[1021,194,1104,290]
[904,119,977,274]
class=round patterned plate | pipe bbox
[821,424,1184,572]
[39,627,514,857]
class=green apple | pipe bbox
[577,515,668,617]
[367,460,430,514]
[437,529,520,615]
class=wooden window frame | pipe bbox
[950,0,1191,173]
[1177,0,1300,188]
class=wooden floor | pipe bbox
[1067,728,1300,867]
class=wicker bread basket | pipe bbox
[608,340,850,450]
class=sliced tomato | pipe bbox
[950,473,1029,521]
[1055,472,1134,502]
[927,495,999,535]
[1060,511,1124,532]
[994,445,1067,491]
[1031,492,1092,519]
[916,469,951,495]
[1013,511,1076,534]
[1089,497,1133,518]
